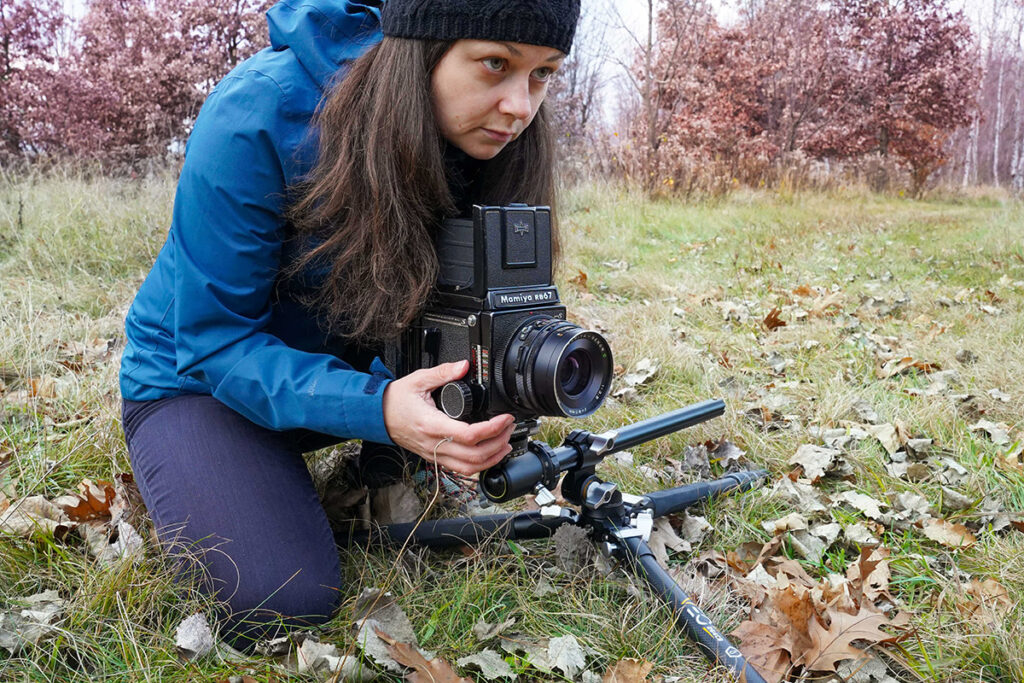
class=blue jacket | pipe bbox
[119,0,396,445]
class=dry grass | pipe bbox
[1,171,1023,681]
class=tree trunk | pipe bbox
[993,53,1005,185]
[1012,15,1024,192]
[963,114,979,187]
[643,0,657,193]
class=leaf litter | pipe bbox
[0,590,66,654]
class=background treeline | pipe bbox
[0,0,272,168]
[554,0,1023,196]
[1,0,1022,196]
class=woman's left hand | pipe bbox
[382,360,515,476]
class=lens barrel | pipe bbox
[503,316,612,418]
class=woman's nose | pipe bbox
[497,77,533,121]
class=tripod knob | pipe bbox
[584,481,620,509]
[438,381,475,419]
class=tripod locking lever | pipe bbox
[533,484,556,506]
[584,481,619,508]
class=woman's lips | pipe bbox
[482,128,515,143]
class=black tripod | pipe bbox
[340,399,769,683]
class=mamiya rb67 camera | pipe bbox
[389,204,614,457]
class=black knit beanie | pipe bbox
[381,0,581,55]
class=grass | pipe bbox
[1,169,1023,681]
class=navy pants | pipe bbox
[122,394,352,648]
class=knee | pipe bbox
[219,562,343,648]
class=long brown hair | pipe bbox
[288,37,559,344]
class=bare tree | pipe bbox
[609,0,717,191]
[546,0,611,180]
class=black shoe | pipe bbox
[350,441,424,489]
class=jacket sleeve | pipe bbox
[170,69,395,445]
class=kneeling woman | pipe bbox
[119,0,579,647]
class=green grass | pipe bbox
[2,171,1023,681]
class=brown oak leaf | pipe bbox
[762,307,787,332]
[732,621,793,683]
[54,480,116,522]
[375,628,471,683]
[799,607,896,672]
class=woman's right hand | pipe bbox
[381,360,515,476]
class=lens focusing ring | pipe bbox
[503,316,612,418]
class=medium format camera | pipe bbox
[389,204,613,456]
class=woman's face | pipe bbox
[431,40,565,160]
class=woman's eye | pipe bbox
[482,57,506,72]
[532,67,555,82]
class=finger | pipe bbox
[410,361,469,391]
[434,438,507,468]
[452,414,516,446]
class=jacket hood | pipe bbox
[267,0,383,90]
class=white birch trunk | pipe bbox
[963,114,979,187]
[1013,17,1024,192]
[993,54,1005,185]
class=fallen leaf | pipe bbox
[56,338,113,372]
[866,424,902,456]
[54,479,116,522]
[800,608,896,672]
[963,578,1013,627]
[835,491,886,521]
[771,477,827,515]
[602,657,654,682]
[732,621,792,683]
[987,388,1011,403]
[297,637,364,679]
[677,443,711,478]
[570,269,588,290]
[548,634,587,680]
[846,547,893,605]
[618,358,659,389]
[849,400,881,425]
[836,655,899,683]
[473,617,516,642]
[648,517,690,567]
[707,439,746,470]
[970,420,1011,446]
[457,649,516,680]
[27,376,57,398]
[808,291,844,317]
[922,518,976,548]
[376,628,471,683]
[175,613,214,660]
[80,519,145,567]
[789,445,842,482]
[0,496,72,538]
[498,633,553,671]
[370,482,423,525]
[762,512,808,535]
[875,357,940,379]
[762,307,787,332]
[0,590,66,654]
[352,589,420,673]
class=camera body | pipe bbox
[389,204,613,455]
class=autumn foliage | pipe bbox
[621,0,980,195]
[0,0,272,167]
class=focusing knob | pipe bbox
[439,381,475,419]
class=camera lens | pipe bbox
[503,316,612,418]
[559,350,591,397]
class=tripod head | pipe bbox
[480,398,729,504]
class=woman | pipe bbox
[119,0,579,647]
